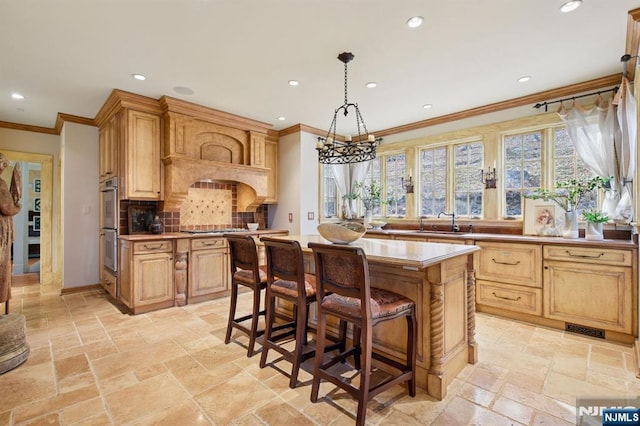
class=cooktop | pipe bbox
[180,228,246,234]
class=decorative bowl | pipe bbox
[247,223,259,231]
[368,220,386,230]
[317,222,366,244]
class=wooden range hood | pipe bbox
[159,96,273,212]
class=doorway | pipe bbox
[1,150,54,288]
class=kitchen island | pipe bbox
[270,235,480,400]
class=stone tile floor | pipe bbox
[1,284,639,425]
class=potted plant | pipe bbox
[525,176,610,238]
[582,208,609,240]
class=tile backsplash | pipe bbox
[120,181,270,234]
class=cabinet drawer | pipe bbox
[133,240,172,254]
[191,237,227,250]
[476,280,542,315]
[543,245,632,266]
[475,242,542,287]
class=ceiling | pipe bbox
[1,0,639,135]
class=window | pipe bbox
[553,127,597,212]
[454,142,483,217]
[322,164,338,218]
[385,153,406,216]
[503,131,542,216]
[362,158,382,215]
[419,147,446,216]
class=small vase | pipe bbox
[364,209,373,228]
[585,222,604,241]
[563,211,579,239]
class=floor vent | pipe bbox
[565,323,605,339]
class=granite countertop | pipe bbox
[119,229,289,241]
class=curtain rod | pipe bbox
[533,87,619,112]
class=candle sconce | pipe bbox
[481,167,497,189]
[402,175,414,194]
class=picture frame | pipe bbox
[128,206,155,234]
[33,178,41,193]
[523,198,565,236]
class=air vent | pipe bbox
[565,323,605,339]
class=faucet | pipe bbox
[419,216,427,231]
[438,212,459,232]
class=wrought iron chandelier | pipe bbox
[316,52,382,164]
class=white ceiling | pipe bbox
[1,0,639,134]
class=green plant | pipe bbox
[525,176,611,212]
[581,209,609,223]
[355,181,384,211]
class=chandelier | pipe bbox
[316,52,382,164]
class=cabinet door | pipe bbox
[264,138,278,203]
[189,248,228,299]
[124,110,161,200]
[99,114,119,181]
[133,252,174,307]
[543,260,632,334]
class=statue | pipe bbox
[0,153,22,314]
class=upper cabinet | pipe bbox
[95,90,163,200]
[121,109,162,200]
[98,113,119,181]
[264,133,278,204]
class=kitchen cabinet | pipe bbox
[475,241,543,316]
[543,245,634,335]
[99,113,119,182]
[264,137,278,203]
[188,237,229,303]
[121,109,162,200]
[119,239,174,314]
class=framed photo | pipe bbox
[523,199,565,236]
[34,197,40,212]
[128,206,155,234]
[33,215,40,232]
[33,178,41,193]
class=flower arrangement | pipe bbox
[356,181,384,211]
[581,209,609,223]
[525,176,610,212]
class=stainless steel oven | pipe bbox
[100,177,118,275]
[100,177,118,230]
[102,228,118,275]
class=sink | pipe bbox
[417,230,461,234]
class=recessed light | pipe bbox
[518,75,532,83]
[11,93,24,100]
[132,73,146,81]
[365,82,377,88]
[173,86,194,95]
[288,80,299,86]
[422,104,433,109]
[277,116,286,121]
[559,0,581,13]
[406,16,423,28]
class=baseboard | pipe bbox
[60,283,102,295]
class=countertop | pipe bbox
[365,229,638,249]
[119,229,289,241]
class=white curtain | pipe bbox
[330,161,372,218]
[559,82,637,223]
[613,77,637,222]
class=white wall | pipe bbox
[269,130,320,235]
[61,122,99,287]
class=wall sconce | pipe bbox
[481,167,497,189]
[402,172,414,194]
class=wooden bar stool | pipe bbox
[224,234,267,357]
[309,242,417,426]
[259,237,346,388]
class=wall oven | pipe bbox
[100,177,118,275]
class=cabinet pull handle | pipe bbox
[491,258,520,266]
[143,244,164,250]
[565,250,604,259]
[492,292,521,302]
[202,241,218,246]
